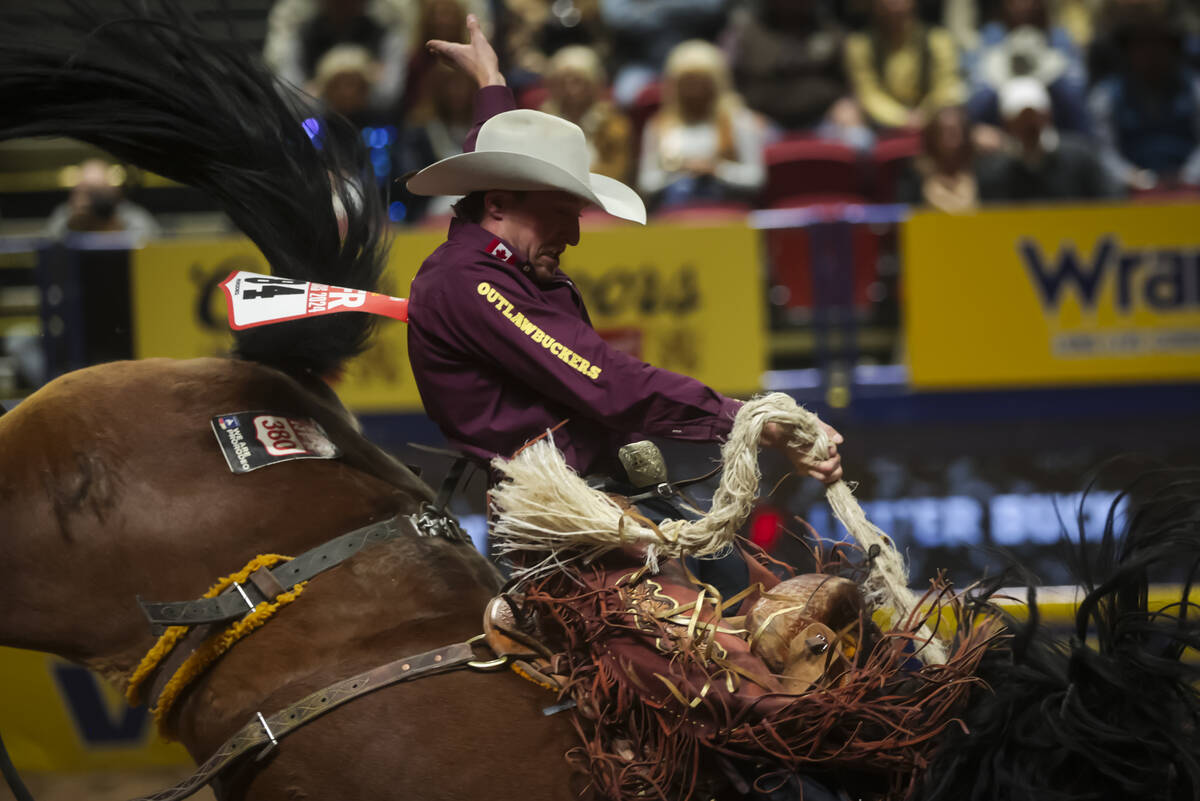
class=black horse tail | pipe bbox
[0,1,388,377]
[919,469,1200,801]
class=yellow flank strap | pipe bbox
[124,554,305,737]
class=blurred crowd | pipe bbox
[47,0,1200,233]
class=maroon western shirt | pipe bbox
[406,86,741,476]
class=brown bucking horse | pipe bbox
[0,359,583,800]
[0,4,583,799]
[5,6,1200,801]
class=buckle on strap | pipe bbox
[465,633,509,670]
[232,582,256,615]
[137,516,416,634]
[253,712,278,762]
[415,503,470,544]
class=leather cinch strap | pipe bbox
[138,516,421,631]
[129,641,478,801]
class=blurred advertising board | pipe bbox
[903,202,1200,389]
[0,647,188,772]
[131,222,767,412]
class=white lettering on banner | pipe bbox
[253,415,306,456]
[806,491,1124,548]
[307,286,329,313]
[328,288,367,309]
[1052,329,1200,357]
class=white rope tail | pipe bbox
[490,392,947,664]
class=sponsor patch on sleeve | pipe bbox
[211,412,342,474]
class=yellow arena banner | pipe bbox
[0,647,189,772]
[131,221,766,412]
[903,202,1200,389]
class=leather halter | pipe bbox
[125,508,495,801]
[138,509,467,633]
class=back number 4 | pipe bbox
[242,276,306,300]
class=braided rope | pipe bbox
[490,392,947,664]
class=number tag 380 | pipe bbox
[211,411,342,474]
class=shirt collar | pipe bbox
[447,217,526,267]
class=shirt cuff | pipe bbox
[464,86,517,152]
[715,396,745,438]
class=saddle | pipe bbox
[482,554,869,703]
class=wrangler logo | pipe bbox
[476,281,602,379]
[1019,236,1200,314]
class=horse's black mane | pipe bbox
[920,468,1200,801]
[0,0,388,377]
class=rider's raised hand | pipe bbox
[426,14,504,88]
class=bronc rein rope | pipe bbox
[489,391,949,665]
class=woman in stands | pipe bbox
[636,40,766,210]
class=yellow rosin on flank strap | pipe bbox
[124,553,307,738]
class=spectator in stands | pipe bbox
[312,45,392,127]
[725,0,847,132]
[724,0,874,149]
[502,0,607,86]
[540,46,634,182]
[1089,12,1200,191]
[966,0,1091,134]
[977,76,1120,202]
[637,40,766,210]
[602,0,729,107]
[402,0,495,117]
[1089,0,1200,85]
[943,0,1096,58]
[263,0,413,111]
[897,105,980,212]
[844,0,966,130]
[43,159,161,241]
[394,62,479,219]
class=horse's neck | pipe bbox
[173,534,503,758]
[0,358,432,684]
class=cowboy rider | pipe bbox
[404,17,843,522]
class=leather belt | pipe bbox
[128,640,487,801]
[138,514,428,633]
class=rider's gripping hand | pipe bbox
[761,421,844,485]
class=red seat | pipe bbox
[628,81,663,167]
[1129,185,1200,203]
[870,134,921,203]
[763,196,879,314]
[517,84,550,110]
[763,140,862,207]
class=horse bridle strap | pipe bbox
[138,513,445,632]
[128,639,485,801]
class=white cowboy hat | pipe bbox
[979,26,1068,90]
[406,109,646,224]
[998,76,1052,120]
